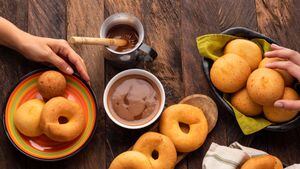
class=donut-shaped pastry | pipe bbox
[133,132,177,169]
[241,155,283,169]
[159,104,208,152]
[14,99,45,137]
[109,151,152,169]
[37,70,66,100]
[180,94,218,132]
[40,97,85,142]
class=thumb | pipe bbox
[47,51,74,74]
[274,100,300,111]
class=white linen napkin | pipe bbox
[202,142,300,169]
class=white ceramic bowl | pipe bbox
[103,69,165,129]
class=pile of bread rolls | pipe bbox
[14,71,85,142]
[210,39,299,123]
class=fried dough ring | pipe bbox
[109,151,152,169]
[40,97,85,142]
[159,104,208,152]
[133,132,177,169]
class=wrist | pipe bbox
[0,17,30,52]
[13,31,33,53]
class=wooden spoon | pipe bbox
[68,36,128,47]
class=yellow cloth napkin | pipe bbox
[196,34,272,135]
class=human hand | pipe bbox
[265,44,300,110]
[18,34,90,83]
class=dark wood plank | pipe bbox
[256,0,300,165]
[181,0,257,168]
[28,0,66,38]
[67,0,106,168]
[135,1,186,168]
[103,1,151,168]
[140,0,183,105]
[138,0,186,168]
[103,0,186,169]
[181,0,224,168]
[0,1,30,168]
[256,0,300,51]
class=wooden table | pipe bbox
[0,0,300,168]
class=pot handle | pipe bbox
[137,43,157,62]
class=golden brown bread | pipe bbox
[259,57,294,86]
[247,68,284,105]
[231,88,262,116]
[40,97,85,142]
[109,151,152,169]
[179,94,218,132]
[264,87,299,123]
[225,39,262,70]
[14,99,45,137]
[210,53,251,93]
[160,104,208,153]
[133,132,177,169]
[37,70,66,100]
[241,155,283,169]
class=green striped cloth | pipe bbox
[196,34,272,135]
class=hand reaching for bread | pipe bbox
[19,35,90,83]
[0,17,90,83]
[265,44,300,110]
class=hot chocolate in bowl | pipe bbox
[103,69,165,129]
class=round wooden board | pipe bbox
[180,94,218,133]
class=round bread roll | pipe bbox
[210,53,251,93]
[160,104,208,153]
[179,94,218,132]
[133,132,177,169]
[225,39,262,70]
[259,57,294,86]
[264,87,299,123]
[241,155,283,169]
[247,68,284,105]
[37,70,67,100]
[231,88,262,116]
[14,99,45,137]
[40,97,85,142]
[109,151,152,169]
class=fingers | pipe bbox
[270,44,284,50]
[265,47,300,65]
[274,100,300,111]
[48,39,90,82]
[46,50,74,74]
[63,47,90,82]
[265,60,300,81]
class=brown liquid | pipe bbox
[107,75,161,126]
[106,24,139,52]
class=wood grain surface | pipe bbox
[0,0,299,168]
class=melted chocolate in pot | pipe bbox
[106,24,139,52]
